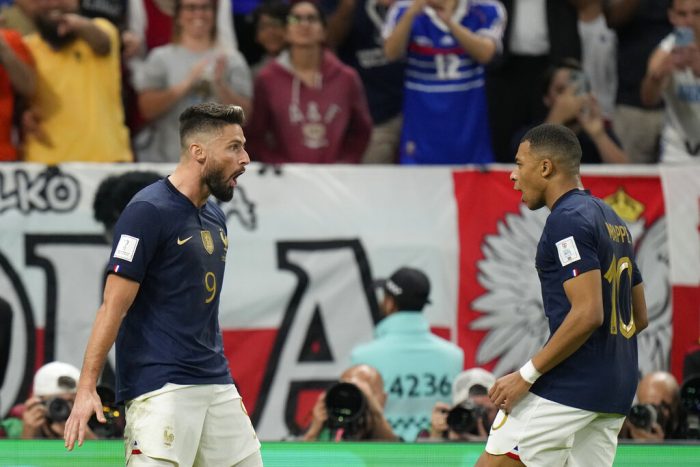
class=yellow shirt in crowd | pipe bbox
[23,18,132,164]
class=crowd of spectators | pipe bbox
[0,0,697,165]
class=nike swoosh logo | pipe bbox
[177,236,193,245]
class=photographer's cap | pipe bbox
[374,267,431,311]
[452,368,496,406]
[33,361,80,397]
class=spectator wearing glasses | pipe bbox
[133,0,252,162]
[247,0,372,163]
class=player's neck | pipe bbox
[546,178,582,210]
[168,168,209,208]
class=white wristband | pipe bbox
[519,360,542,384]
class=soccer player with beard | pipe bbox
[64,103,262,467]
[23,0,131,163]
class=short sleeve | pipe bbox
[107,201,162,283]
[93,18,120,53]
[546,210,600,284]
[133,48,168,91]
[2,30,32,65]
[473,2,506,53]
[632,258,643,287]
[225,50,253,98]
[659,33,675,53]
[382,1,410,40]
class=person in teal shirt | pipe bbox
[351,266,464,441]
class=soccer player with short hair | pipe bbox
[64,103,262,466]
[477,123,648,467]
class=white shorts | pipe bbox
[124,383,261,466]
[485,392,625,467]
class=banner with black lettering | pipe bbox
[0,162,690,441]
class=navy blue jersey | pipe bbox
[107,179,232,402]
[383,0,504,164]
[531,189,643,415]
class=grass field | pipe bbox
[1,440,699,466]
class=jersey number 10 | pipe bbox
[603,255,635,338]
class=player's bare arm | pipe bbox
[64,274,140,450]
[632,283,648,334]
[489,270,603,412]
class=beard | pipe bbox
[203,163,234,202]
[36,15,78,49]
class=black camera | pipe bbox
[43,398,72,423]
[627,402,672,434]
[87,385,125,439]
[628,403,661,431]
[446,399,490,435]
[324,382,369,440]
[680,376,700,439]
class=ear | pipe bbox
[378,390,387,409]
[384,294,397,315]
[541,158,554,178]
[189,142,206,164]
[543,94,552,109]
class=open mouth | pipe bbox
[230,169,245,187]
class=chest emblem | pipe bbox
[201,230,214,254]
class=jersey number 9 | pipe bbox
[204,272,217,304]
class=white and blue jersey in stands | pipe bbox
[107,179,233,403]
[383,0,504,164]
[532,189,643,415]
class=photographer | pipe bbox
[16,362,97,440]
[303,364,398,441]
[419,368,498,442]
[621,371,683,441]
[350,266,464,441]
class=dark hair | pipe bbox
[179,103,246,149]
[288,0,327,27]
[541,57,583,97]
[521,123,582,174]
[253,0,290,28]
[93,171,162,230]
[173,0,218,43]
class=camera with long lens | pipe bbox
[324,382,369,440]
[446,399,490,435]
[680,376,700,439]
[87,385,125,439]
[628,403,669,432]
[43,397,72,423]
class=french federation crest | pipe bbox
[201,230,214,255]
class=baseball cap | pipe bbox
[452,368,496,406]
[374,267,431,311]
[33,361,80,397]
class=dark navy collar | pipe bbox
[551,188,589,212]
[164,177,207,212]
